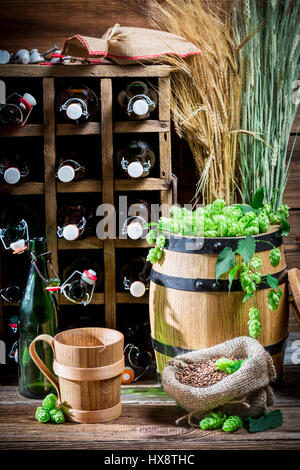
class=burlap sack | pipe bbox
[162,336,276,418]
[62,35,108,61]
[102,24,201,64]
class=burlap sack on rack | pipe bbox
[162,336,276,419]
[102,24,201,64]
[62,35,108,61]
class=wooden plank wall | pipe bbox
[0,0,299,327]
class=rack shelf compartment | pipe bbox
[0,64,172,330]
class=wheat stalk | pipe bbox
[233,0,300,210]
[145,0,242,205]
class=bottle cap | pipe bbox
[132,99,149,116]
[66,103,82,120]
[130,281,146,297]
[0,50,10,65]
[62,224,80,241]
[23,93,37,107]
[10,239,27,254]
[57,165,75,183]
[127,221,144,240]
[127,161,144,178]
[4,167,21,184]
[121,367,135,384]
[82,269,97,285]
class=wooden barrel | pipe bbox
[149,226,289,376]
[30,327,124,423]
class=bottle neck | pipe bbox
[29,238,49,280]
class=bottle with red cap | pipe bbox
[117,81,157,120]
[60,268,98,306]
[56,84,99,125]
[120,256,151,298]
[56,153,86,183]
[117,139,155,179]
[0,153,30,185]
[57,201,93,241]
[0,91,37,126]
[120,199,151,240]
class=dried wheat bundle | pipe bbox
[145,0,242,204]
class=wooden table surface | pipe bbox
[0,365,300,450]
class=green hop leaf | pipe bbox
[155,234,166,249]
[35,406,50,423]
[199,411,227,430]
[248,307,260,321]
[267,289,282,312]
[222,415,243,433]
[248,318,262,338]
[235,236,256,264]
[269,248,281,267]
[49,408,65,424]
[280,218,290,237]
[250,255,262,270]
[216,247,236,281]
[228,264,240,291]
[42,393,57,411]
[146,229,156,245]
[251,187,265,210]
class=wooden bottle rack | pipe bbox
[0,64,172,329]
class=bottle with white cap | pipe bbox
[0,153,30,185]
[56,153,86,183]
[120,256,151,298]
[57,201,92,241]
[121,200,151,240]
[56,84,99,125]
[0,91,37,126]
[117,139,155,179]
[0,219,29,254]
[60,268,98,306]
[117,81,157,120]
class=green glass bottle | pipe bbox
[18,237,58,398]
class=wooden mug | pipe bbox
[29,327,124,423]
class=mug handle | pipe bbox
[29,334,61,401]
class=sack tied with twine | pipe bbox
[162,336,276,420]
[62,24,201,63]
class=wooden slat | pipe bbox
[58,236,104,250]
[59,292,104,305]
[0,124,43,137]
[116,292,149,304]
[283,210,300,270]
[57,179,101,193]
[115,178,171,191]
[291,109,300,133]
[101,78,116,329]
[114,120,170,133]
[158,77,172,214]
[56,122,101,136]
[43,78,58,272]
[284,161,300,208]
[0,182,44,195]
[0,64,171,78]
[288,134,300,152]
[115,238,152,248]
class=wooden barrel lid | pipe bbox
[288,268,300,327]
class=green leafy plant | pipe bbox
[35,393,66,425]
[146,189,290,266]
[146,191,289,339]
[232,0,300,210]
[215,357,246,375]
[244,410,283,433]
[222,415,243,433]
